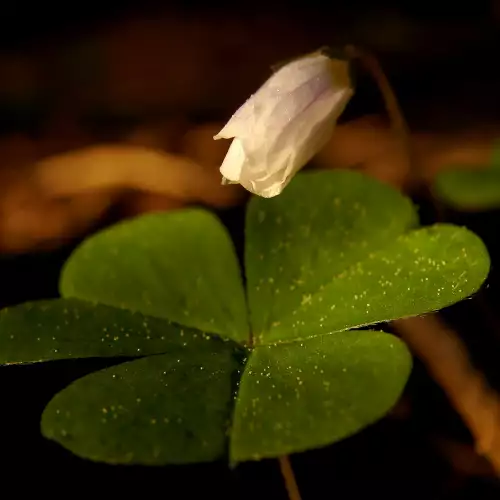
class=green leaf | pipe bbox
[0,298,217,364]
[432,140,500,211]
[433,168,500,211]
[42,343,245,465]
[5,170,490,469]
[246,171,489,344]
[60,209,249,343]
[245,170,417,341]
[490,140,500,170]
[266,224,489,343]
[230,330,411,462]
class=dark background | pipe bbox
[1,1,500,498]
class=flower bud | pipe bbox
[214,52,353,197]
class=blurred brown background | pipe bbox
[0,1,500,253]
[1,2,500,498]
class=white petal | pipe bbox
[283,85,354,172]
[236,86,353,198]
[219,138,246,182]
[215,52,354,197]
[214,54,336,142]
[213,96,257,140]
[262,54,334,95]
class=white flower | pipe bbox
[214,51,354,198]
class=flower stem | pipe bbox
[278,456,302,500]
[344,45,418,186]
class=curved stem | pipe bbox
[344,45,417,186]
[344,45,453,219]
[278,455,302,500]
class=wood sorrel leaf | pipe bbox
[1,169,490,468]
[433,168,500,211]
[42,341,245,465]
[0,298,219,364]
[264,224,489,343]
[246,171,489,344]
[230,330,411,462]
[432,140,500,211]
[60,209,249,343]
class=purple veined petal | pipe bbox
[241,74,334,165]
[214,95,258,140]
[260,57,351,150]
[215,52,354,197]
[240,57,351,163]
[237,84,353,197]
[245,79,352,180]
[277,85,353,178]
[274,83,354,171]
[261,54,334,94]
[214,54,335,142]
